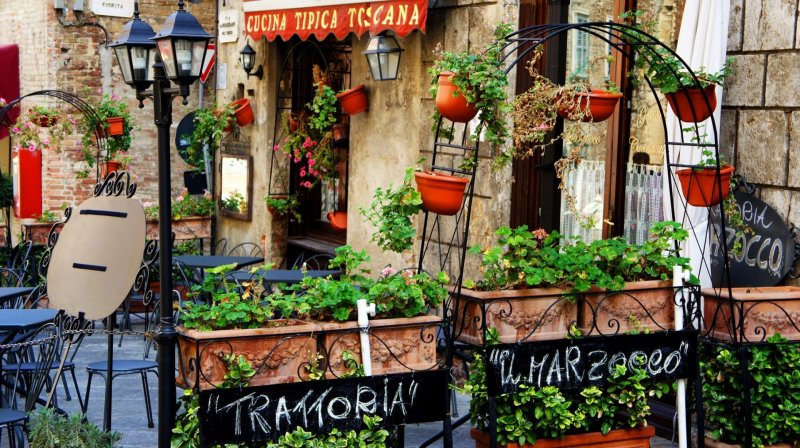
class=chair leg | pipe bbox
[61,370,72,401]
[141,371,154,428]
[69,368,83,411]
[83,371,94,415]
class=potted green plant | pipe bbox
[79,93,134,179]
[185,106,235,193]
[268,416,390,447]
[457,221,693,344]
[675,144,734,207]
[22,207,63,245]
[266,194,301,222]
[271,245,447,378]
[429,23,512,150]
[465,349,663,447]
[360,167,423,253]
[177,263,322,390]
[29,408,121,448]
[10,108,74,154]
[701,335,800,447]
[143,189,215,241]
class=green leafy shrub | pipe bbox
[28,408,121,448]
[701,335,800,447]
[467,220,694,292]
[79,93,134,178]
[267,415,389,448]
[360,166,423,253]
[266,195,301,222]
[186,106,234,170]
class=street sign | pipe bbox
[90,0,134,18]
[200,44,216,84]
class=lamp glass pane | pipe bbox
[242,52,254,72]
[131,46,149,82]
[191,40,207,77]
[157,39,177,78]
[114,46,133,83]
[387,52,401,79]
[146,48,156,81]
[174,39,193,77]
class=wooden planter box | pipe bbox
[470,426,655,447]
[704,436,793,448]
[702,286,800,342]
[177,320,321,391]
[146,216,211,241]
[581,280,676,335]
[318,315,441,378]
[453,287,576,345]
[22,222,59,245]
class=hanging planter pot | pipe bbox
[332,123,349,147]
[230,98,254,127]
[105,117,125,136]
[29,110,58,128]
[557,89,623,123]
[675,165,734,207]
[414,171,470,216]
[183,170,208,195]
[336,85,368,116]
[327,210,347,231]
[665,85,717,122]
[435,71,478,123]
[100,161,121,178]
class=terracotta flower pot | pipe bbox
[557,89,623,123]
[453,286,576,345]
[230,98,254,127]
[581,280,676,335]
[675,165,734,207]
[100,160,121,178]
[327,210,347,231]
[414,171,470,215]
[333,123,349,146]
[704,436,793,448]
[177,320,322,390]
[702,286,800,342]
[317,315,441,378]
[22,222,60,245]
[336,84,369,116]
[665,85,717,122]
[146,216,211,241]
[105,117,124,136]
[435,71,478,123]
[470,426,655,448]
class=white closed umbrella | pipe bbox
[664,0,730,288]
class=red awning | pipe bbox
[243,0,427,42]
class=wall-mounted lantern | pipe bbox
[363,33,404,81]
[239,41,263,80]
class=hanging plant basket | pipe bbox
[675,165,734,207]
[230,98,254,127]
[557,89,623,123]
[105,117,124,136]
[414,171,470,216]
[100,161,121,178]
[29,110,58,128]
[665,85,717,122]
[435,71,478,123]
[336,84,369,116]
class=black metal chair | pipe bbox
[291,253,333,271]
[228,242,264,258]
[212,237,228,256]
[0,323,59,447]
[83,358,157,428]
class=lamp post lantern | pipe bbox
[112,2,211,447]
[239,40,263,79]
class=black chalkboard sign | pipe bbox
[198,370,449,446]
[483,331,697,396]
[710,191,795,287]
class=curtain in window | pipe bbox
[623,164,664,245]
[560,160,604,242]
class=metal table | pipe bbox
[228,268,341,286]
[0,309,58,340]
[0,287,34,308]
[174,255,264,271]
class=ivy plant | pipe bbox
[267,415,390,448]
[29,408,121,448]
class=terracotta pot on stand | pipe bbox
[105,117,124,136]
[336,85,369,115]
[665,84,717,122]
[230,98,254,127]
[675,165,734,207]
[414,171,470,215]
[435,71,478,123]
[557,89,623,122]
[100,160,122,178]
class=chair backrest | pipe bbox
[9,241,33,271]
[292,253,333,271]
[9,323,59,412]
[0,267,24,288]
[212,237,228,256]
[228,242,264,258]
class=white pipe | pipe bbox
[674,265,687,448]
[357,299,376,376]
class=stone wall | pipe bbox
[213,0,518,274]
[722,0,800,282]
[0,0,215,242]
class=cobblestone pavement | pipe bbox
[19,318,677,447]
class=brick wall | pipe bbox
[0,0,216,229]
[722,0,800,281]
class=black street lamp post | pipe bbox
[110,2,211,446]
